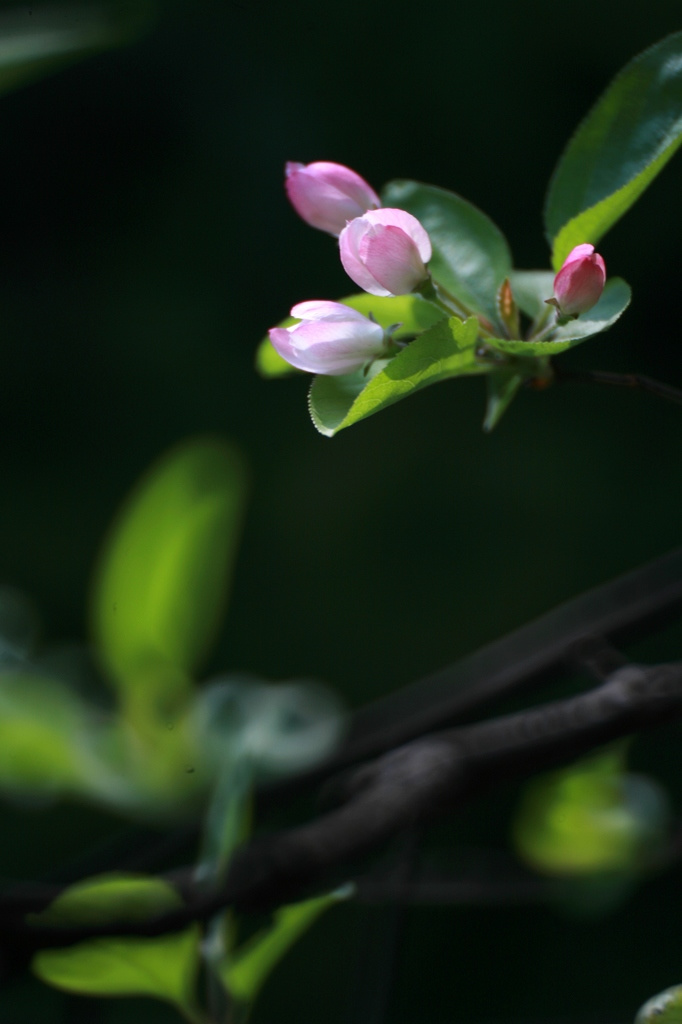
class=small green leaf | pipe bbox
[223,888,349,1006]
[637,987,682,1024]
[309,317,485,437]
[90,436,247,717]
[508,270,555,321]
[487,278,631,358]
[0,2,155,99]
[545,32,682,268]
[32,875,201,1019]
[483,371,525,432]
[381,180,513,329]
[256,293,443,378]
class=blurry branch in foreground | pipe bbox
[0,547,681,953]
[4,651,682,948]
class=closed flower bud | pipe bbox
[339,208,432,297]
[268,300,388,376]
[552,244,606,317]
[285,161,380,236]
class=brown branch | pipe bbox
[8,659,682,949]
[264,547,682,799]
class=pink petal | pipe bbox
[360,224,428,295]
[359,208,432,263]
[339,218,388,295]
[561,243,595,267]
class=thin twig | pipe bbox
[556,367,682,405]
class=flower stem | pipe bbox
[418,277,494,338]
[526,312,561,343]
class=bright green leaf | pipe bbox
[0,2,154,99]
[90,436,247,715]
[223,888,349,1006]
[381,180,513,330]
[513,747,670,876]
[255,293,443,379]
[486,278,631,358]
[483,371,525,432]
[32,875,201,1019]
[309,317,485,437]
[545,32,682,268]
[636,987,682,1024]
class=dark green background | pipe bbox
[1,1,682,1020]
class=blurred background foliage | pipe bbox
[1,0,682,1021]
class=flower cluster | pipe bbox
[270,161,434,375]
[269,160,607,377]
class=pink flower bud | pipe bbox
[268,300,387,375]
[285,161,381,236]
[339,209,432,297]
[552,244,606,316]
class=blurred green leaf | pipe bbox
[0,2,155,98]
[195,676,345,781]
[256,293,443,378]
[637,986,682,1024]
[32,876,200,1017]
[32,874,182,928]
[483,371,525,432]
[91,437,247,716]
[223,888,349,1006]
[545,32,682,268]
[513,747,670,875]
[381,180,513,330]
[0,671,105,796]
[486,278,631,358]
[309,316,485,437]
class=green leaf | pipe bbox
[255,293,443,378]
[0,671,101,795]
[90,436,247,716]
[32,874,183,928]
[223,888,349,1006]
[545,32,682,268]
[508,270,555,321]
[32,875,201,1019]
[486,278,631,358]
[483,371,525,432]
[637,987,682,1024]
[513,748,670,876]
[381,180,513,329]
[0,2,155,99]
[309,317,485,437]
